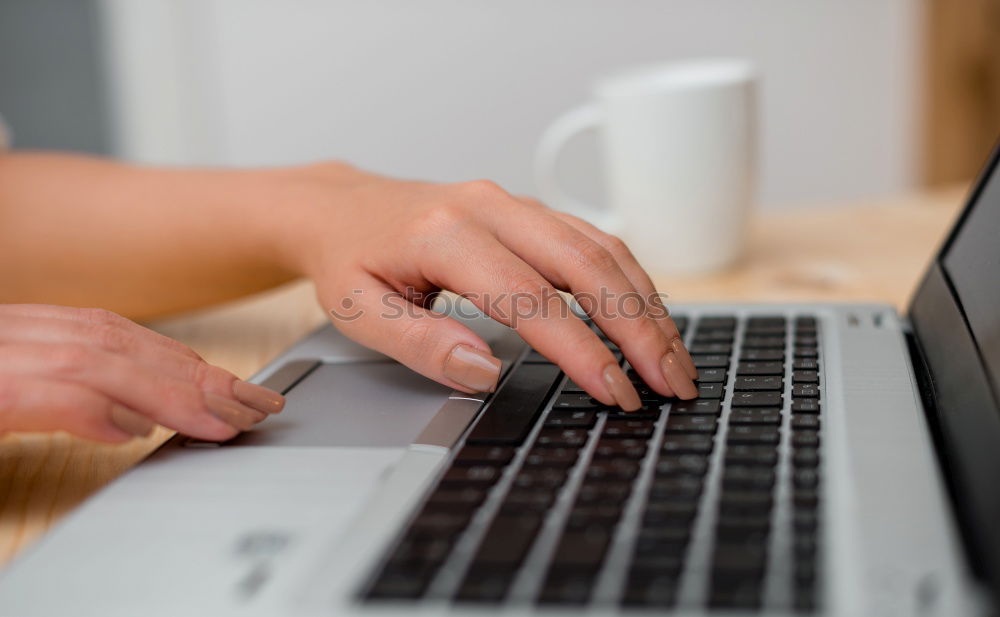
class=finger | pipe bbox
[424,234,642,410]
[0,343,260,441]
[322,274,503,394]
[0,304,203,361]
[545,208,699,380]
[0,313,285,415]
[0,375,140,443]
[485,200,695,399]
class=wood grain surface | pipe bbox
[0,185,968,567]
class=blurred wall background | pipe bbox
[5,1,992,211]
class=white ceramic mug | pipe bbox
[535,58,757,275]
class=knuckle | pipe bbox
[78,307,124,326]
[90,322,131,352]
[460,179,508,200]
[568,236,617,274]
[602,233,631,257]
[414,203,469,236]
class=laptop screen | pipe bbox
[942,172,1000,398]
[909,141,1000,605]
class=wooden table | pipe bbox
[0,185,968,568]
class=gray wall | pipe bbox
[0,0,111,153]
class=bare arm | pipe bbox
[0,152,308,319]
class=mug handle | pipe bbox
[533,104,623,233]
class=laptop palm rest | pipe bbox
[227,361,452,448]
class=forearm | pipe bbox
[0,152,339,319]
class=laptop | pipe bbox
[3,145,1000,617]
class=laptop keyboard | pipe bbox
[363,313,823,611]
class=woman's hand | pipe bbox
[275,164,699,410]
[0,304,284,442]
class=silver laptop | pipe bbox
[4,147,1000,617]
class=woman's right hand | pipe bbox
[0,304,284,442]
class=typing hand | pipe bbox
[0,304,284,442]
[279,164,699,410]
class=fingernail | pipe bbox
[661,351,699,399]
[444,344,502,392]
[204,393,267,431]
[602,364,641,412]
[671,337,699,380]
[233,380,286,414]
[109,405,155,437]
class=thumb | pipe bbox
[322,277,502,393]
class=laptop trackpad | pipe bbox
[228,361,452,448]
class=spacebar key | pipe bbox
[465,363,562,446]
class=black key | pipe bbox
[722,466,775,490]
[642,501,699,526]
[669,399,722,415]
[549,527,612,571]
[455,567,515,602]
[523,447,579,468]
[512,468,567,490]
[729,408,782,425]
[794,347,819,358]
[561,379,585,393]
[466,363,561,445]
[708,576,762,609]
[792,431,820,448]
[692,330,735,344]
[794,509,818,532]
[795,316,817,327]
[661,434,715,455]
[689,342,733,355]
[741,336,785,349]
[719,490,773,516]
[693,354,730,368]
[552,393,602,410]
[793,358,819,371]
[664,415,718,433]
[453,446,515,466]
[535,428,589,448]
[796,336,818,348]
[648,477,703,501]
[792,399,821,413]
[698,316,737,328]
[792,384,820,398]
[622,571,678,607]
[794,533,818,559]
[734,375,784,391]
[565,503,623,529]
[740,349,785,361]
[794,489,820,509]
[697,382,725,399]
[712,543,768,576]
[634,385,668,402]
[747,316,786,327]
[604,407,662,421]
[793,370,819,384]
[410,511,470,535]
[388,535,454,568]
[791,414,821,429]
[793,448,820,468]
[500,490,554,512]
[725,445,779,467]
[424,487,487,512]
[577,482,632,504]
[744,325,787,336]
[544,410,597,428]
[440,465,501,488]
[726,425,780,445]
[367,568,432,599]
[593,439,647,459]
[695,367,728,383]
[731,391,783,407]
[716,514,771,536]
[470,514,542,568]
[586,459,640,481]
[793,469,820,489]
[602,419,655,439]
[736,361,785,376]
[655,454,709,477]
[631,552,685,576]
[636,526,691,552]
[537,570,596,605]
